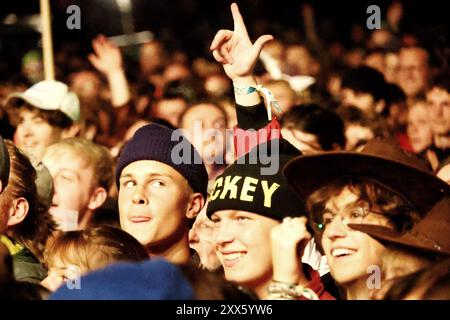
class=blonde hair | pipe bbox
[44,226,148,272]
[43,138,114,191]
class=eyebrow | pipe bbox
[58,168,81,181]
[119,172,174,182]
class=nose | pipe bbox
[189,224,199,244]
[215,219,235,245]
[324,216,348,241]
[131,185,148,205]
[434,104,444,117]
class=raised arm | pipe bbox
[210,3,273,107]
[88,35,131,107]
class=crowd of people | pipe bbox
[0,1,449,300]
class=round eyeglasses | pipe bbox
[313,201,387,234]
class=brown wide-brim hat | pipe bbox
[283,138,450,215]
[347,197,450,256]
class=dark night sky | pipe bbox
[0,0,448,74]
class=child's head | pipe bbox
[42,225,148,292]
[6,80,80,161]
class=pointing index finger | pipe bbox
[231,3,248,36]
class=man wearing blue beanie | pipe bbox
[116,123,208,264]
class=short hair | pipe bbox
[178,101,228,129]
[160,80,197,103]
[44,226,148,271]
[338,106,391,145]
[341,66,387,102]
[281,104,346,150]
[306,177,421,253]
[6,102,73,129]
[429,73,450,93]
[43,138,114,191]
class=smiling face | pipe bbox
[320,187,390,286]
[211,210,279,293]
[118,160,193,252]
[15,109,63,161]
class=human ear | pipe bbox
[62,124,81,138]
[7,197,29,227]
[87,187,108,210]
[185,193,205,219]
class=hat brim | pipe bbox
[283,152,449,214]
[347,223,450,256]
[5,92,58,111]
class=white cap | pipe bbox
[6,80,80,122]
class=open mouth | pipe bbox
[331,248,357,258]
[220,251,247,267]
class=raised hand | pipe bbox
[271,216,312,285]
[88,35,123,75]
[210,3,273,81]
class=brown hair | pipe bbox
[2,140,55,261]
[306,177,421,252]
[6,102,73,129]
[178,101,228,129]
[44,226,148,271]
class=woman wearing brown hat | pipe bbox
[284,138,450,299]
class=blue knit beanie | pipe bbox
[49,259,195,300]
[115,123,208,199]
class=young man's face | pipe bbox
[181,103,227,163]
[43,153,96,225]
[427,87,450,135]
[407,102,433,154]
[340,88,376,115]
[211,210,279,289]
[320,187,390,286]
[15,109,63,161]
[118,160,192,250]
